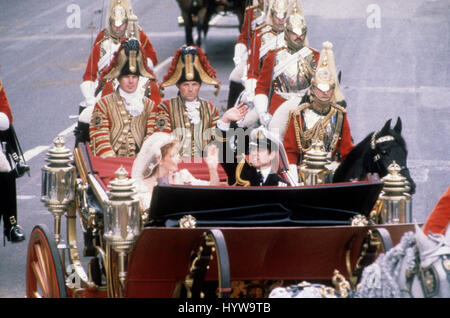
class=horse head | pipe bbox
[369,117,416,194]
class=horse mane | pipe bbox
[332,132,374,182]
[354,231,416,298]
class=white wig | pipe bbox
[131,132,177,180]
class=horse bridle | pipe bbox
[369,130,409,175]
[404,246,450,298]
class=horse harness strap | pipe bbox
[404,247,450,298]
[370,130,395,163]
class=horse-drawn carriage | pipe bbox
[25,129,418,298]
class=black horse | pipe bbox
[333,117,416,194]
[176,0,246,47]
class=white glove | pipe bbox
[325,160,340,173]
[146,57,154,70]
[244,78,257,102]
[259,112,272,127]
[288,164,300,186]
[80,80,97,108]
[78,105,94,124]
[233,43,248,66]
[0,112,10,131]
[0,151,11,172]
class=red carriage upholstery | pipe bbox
[83,142,228,188]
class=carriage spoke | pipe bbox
[34,243,50,288]
[31,260,49,297]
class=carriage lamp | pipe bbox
[379,161,410,224]
[103,166,140,294]
[41,136,76,244]
[301,140,332,185]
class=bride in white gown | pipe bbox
[131,132,220,220]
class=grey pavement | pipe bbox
[0,0,448,298]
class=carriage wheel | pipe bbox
[26,224,67,298]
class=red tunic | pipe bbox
[0,81,13,124]
[283,104,354,165]
[247,27,273,80]
[83,29,161,104]
[423,187,450,235]
[237,7,257,47]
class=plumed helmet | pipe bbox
[270,0,289,20]
[100,38,156,81]
[107,0,132,28]
[160,45,221,95]
[311,41,344,102]
[285,4,306,37]
[131,132,178,180]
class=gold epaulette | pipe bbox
[331,103,347,114]
[0,80,3,92]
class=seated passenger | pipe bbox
[131,132,220,217]
[88,38,157,158]
[217,117,290,187]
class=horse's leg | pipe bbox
[183,11,194,46]
[200,4,215,47]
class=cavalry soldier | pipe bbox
[252,4,319,127]
[227,0,268,109]
[88,38,157,158]
[149,45,222,158]
[283,41,354,183]
[80,0,160,116]
[0,80,26,244]
[243,0,290,104]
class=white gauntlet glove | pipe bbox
[233,43,248,66]
[254,94,271,126]
[288,164,300,186]
[244,78,257,102]
[0,112,10,131]
[80,80,97,108]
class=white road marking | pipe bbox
[17,195,36,200]
[23,145,51,162]
[154,56,173,75]
[23,123,77,162]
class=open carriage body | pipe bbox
[26,137,416,298]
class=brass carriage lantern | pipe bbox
[378,161,409,224]
[41,136,76,245]
[301,140,332,185]
[103,166,140,294]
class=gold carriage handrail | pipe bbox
[74,142,110,206]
